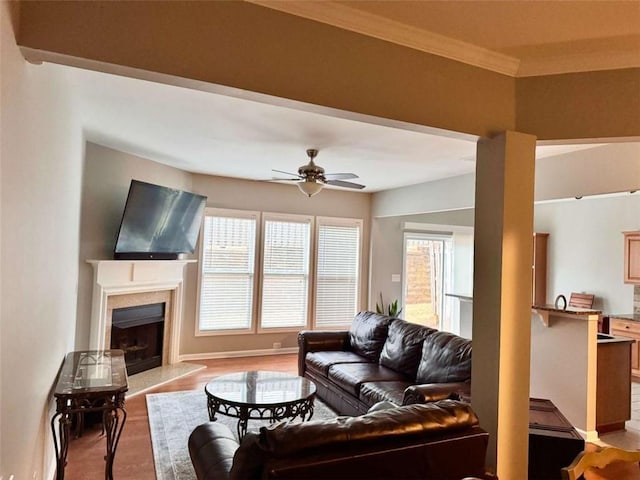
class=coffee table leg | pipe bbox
[300,397,315,421]
[207,397,221,421]
[237,406,249,439]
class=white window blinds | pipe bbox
[260,216,311,329]
[198,211,257,332]
[315,219,362,328]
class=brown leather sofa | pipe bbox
[298,311,472,415]
[188,399,491,480]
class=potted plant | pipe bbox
[375,292,402,318]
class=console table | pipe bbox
[51,350,128,480]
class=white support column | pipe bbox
[471,131,537,478]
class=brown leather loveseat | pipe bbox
[298,311,472,415]
[188,399,491,480]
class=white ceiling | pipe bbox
[62,0,640,192]
[66,63,605,194]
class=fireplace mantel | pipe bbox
[87,259,195,365]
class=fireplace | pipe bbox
[110,302,165,375]
[88,259,194,371]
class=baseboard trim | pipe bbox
[179,347,299,361]
[575,427,599,442]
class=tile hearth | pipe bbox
[126,362,206,398]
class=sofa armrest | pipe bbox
[402,382,471,405]
[188,422,238,480]
[297,330,350,376]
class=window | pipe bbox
[315,218,362,328]
[197,208,364,334]
[260,214,312,330]
[402,233,453,329]
[197,209,258,334]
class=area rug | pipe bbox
[146,389,337,480]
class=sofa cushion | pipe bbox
[349,311,395,362]
[379,319,436,379]
[305,351,372,377]
[328,363,407,397]
[257,399,480,456]
[189,422,238,480]
[359,381,411,406]
[416,331,472,384]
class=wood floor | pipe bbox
[64,354,639,479]
[64,354,298,480]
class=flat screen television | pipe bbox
[113,180,207,260]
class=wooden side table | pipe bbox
[51,350,128,480]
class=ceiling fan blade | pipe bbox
[271,177,301,181]
[325,179,366,190]
[272,169,302,178]
[324,173,359,180]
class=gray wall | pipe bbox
[77,143,193,349]
[77,144,372,356]
[372,143,640,218]
[534,195,640,313]
[1,5,83,477]
[369,209,475,318]
[370,192,640,329]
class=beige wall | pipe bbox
[78,144,371,356]
[517,68,640,140]
[17,1,515,138]
[17,2,640,141]
[1,1,83,476]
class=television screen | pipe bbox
[114,180,207,260]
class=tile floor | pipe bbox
[596,381,640,450]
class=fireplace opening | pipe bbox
[110,302,165,376]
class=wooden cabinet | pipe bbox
[532,233,549,305]
[609,317,640,380]
[596,339,632,433]
[623,231,640,284]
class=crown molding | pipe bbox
[248,1,640,78]
[248,0,521,77]
[517,50,640,77]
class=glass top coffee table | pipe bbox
[204,370,316,439]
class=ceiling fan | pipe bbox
[272,149,366,197]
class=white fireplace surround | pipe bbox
[87,259,195,365]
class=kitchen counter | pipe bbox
[597,333,635,344]
[606,313,640,322]
[532,304,602,316]
[530,306,601,439]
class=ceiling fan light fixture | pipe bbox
[298,180,323,197]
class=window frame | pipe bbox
[312,216,363,330]
[195,207,261,337]
[257,212,314,333]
